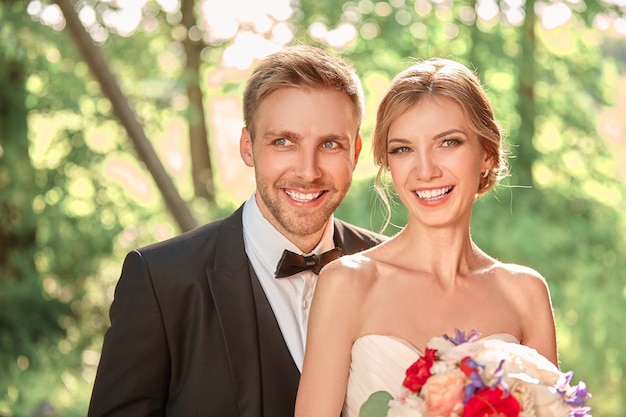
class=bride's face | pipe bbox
[386,97,490,228]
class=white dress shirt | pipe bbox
[242,193,336,371]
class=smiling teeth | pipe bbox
[285,190,323,202]
[415,187,453,200]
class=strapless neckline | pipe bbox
[352,332,521,354]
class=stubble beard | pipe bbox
[256,180,351,238]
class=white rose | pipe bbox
[460,340,562,387]
[426,337,455,354]
[509,377,571,417]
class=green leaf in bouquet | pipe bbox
[359,390,393,417]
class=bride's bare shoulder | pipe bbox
[308,254,380,318]
[495,262,545,279]
[492,262,550,295]
[322,251,377,274]
[317,252,381,289]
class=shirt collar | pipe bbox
[242,192,336,272]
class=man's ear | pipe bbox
[240,127,254,167]
[352,134,362,171]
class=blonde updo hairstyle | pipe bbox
[372,58,508,227]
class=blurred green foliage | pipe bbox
[473,189,626,417]
[1,0,625,416]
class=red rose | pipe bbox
[462,387,520,417]
[403,348,438,393]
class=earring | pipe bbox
[482,169,490,179]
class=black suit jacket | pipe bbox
[88,205,386,417]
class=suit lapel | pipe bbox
[206,212,383,417]
[206,207,262,417]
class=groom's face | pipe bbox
[239,87,361,251]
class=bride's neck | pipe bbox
[395,223,486,278]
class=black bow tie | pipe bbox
[274,247,342,278]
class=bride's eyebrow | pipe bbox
[433,128,467,139]
[387,138,412,146]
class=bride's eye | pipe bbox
[442,138,462,147]
[388,146,411,154]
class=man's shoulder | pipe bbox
[139,206,244,255]
[333,218,387,255]
[333,218,387,240]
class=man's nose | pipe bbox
[294,147,322,181]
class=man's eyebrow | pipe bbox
[262,130,300,140]
[320,134,350,142]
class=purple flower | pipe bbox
[558,371,574,388]
[564,381,592,407]
[556,371,591,407]
[491,359,510,394]
[444,328,481,345]
[460,357,486,403]
[570,406,592,417]
[463,371,485,403]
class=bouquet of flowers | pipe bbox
[360,330,591,417]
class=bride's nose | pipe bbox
[413,152,441,181]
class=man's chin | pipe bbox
[278,210,335,237]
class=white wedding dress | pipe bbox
[342,333,520,417]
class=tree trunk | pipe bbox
[54,0,198,232]
[0,50,37,278]
[181,0,215,200]
[515,0,539,188]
